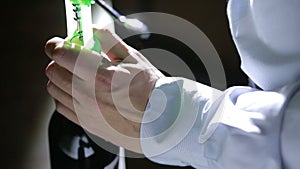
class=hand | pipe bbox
[44,29,164,153]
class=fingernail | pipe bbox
[45,61,55,78]
[45,45,57,60]
[45,37,64,59]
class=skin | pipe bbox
[45,29,164,153]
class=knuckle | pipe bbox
[96,73,111,87]
[100,28,112,34]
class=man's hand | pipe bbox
[44,29,164,153]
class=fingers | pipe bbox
[55,100,80,125]
[93,28,136,62]
[46,61,74,95]
[44,37,65,59]
[47,81,78,112]
[45,37,112,81]
[46,61,93,97]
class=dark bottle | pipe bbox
[48,112,118,169]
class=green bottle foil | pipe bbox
[65,0,101,52]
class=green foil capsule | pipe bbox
[65,0,101,52]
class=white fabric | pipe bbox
[281,92,300,169]
[140,0,300,168]
[227,0,300,90]
[141,77,300,169]
[141,77,222,168]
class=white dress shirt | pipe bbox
[141,77,300,169]
[140,0,300,168]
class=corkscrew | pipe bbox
[95,0,150,39]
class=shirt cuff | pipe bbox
[140,77,222,168]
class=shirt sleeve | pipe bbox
[140,77,287,169]
[281,90,300,169]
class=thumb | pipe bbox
[93,28,132,62]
